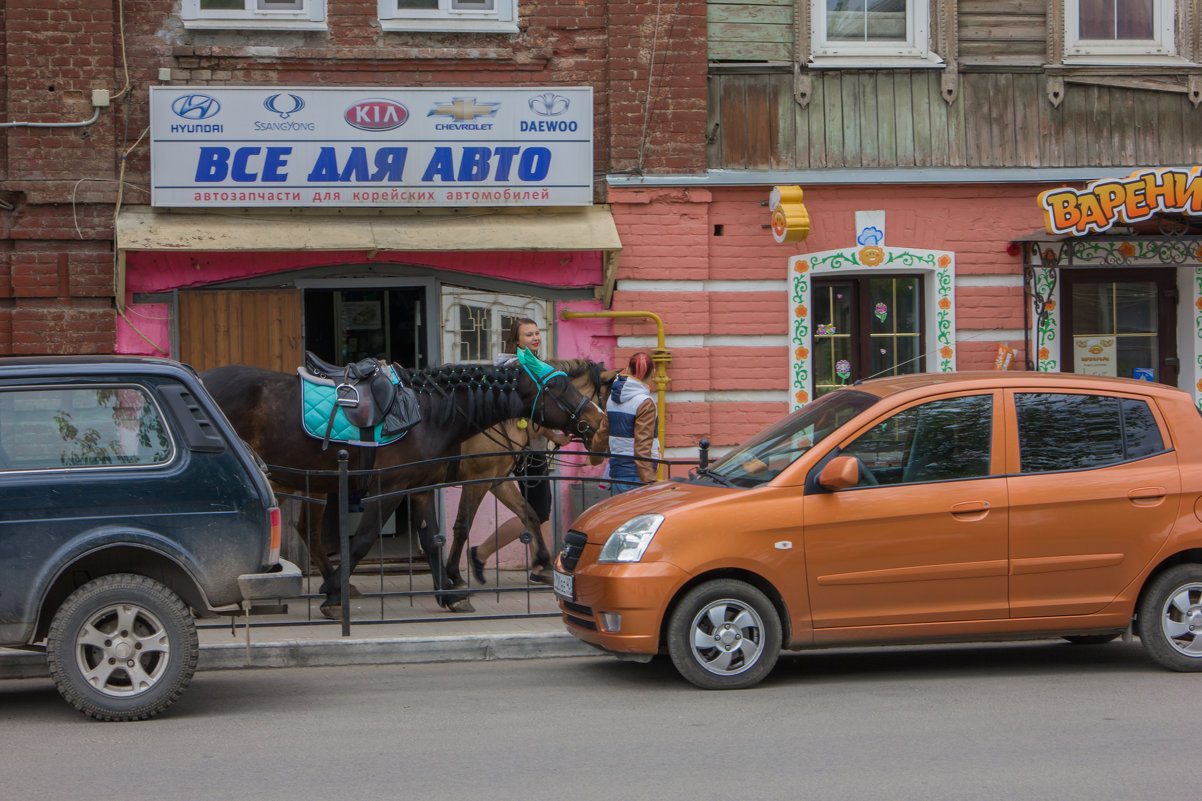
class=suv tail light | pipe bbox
[268,506,281,565]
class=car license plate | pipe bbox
[553,570,573,600]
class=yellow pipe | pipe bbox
[561,310,670,477]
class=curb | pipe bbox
[0,632,595,680]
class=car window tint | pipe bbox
[1015,393,1163,473]
[841,394,993,486]
[0,386,172,470]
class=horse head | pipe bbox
[516,348,608,450]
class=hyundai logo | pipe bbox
[529,93,569,117]
[264,93,305,119]
[171,94,221,120]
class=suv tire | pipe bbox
[1139,564,1202,672]
[47,574,199,721]
[667,579,781,690]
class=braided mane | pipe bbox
[398,363,527,428]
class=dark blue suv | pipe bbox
[0,356,300,720]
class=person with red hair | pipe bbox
[605,351,660,492]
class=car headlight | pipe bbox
[598,514,664,563]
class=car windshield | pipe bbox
[697,389,880,488]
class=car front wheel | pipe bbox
[667,579,781,690]
[1139,564,1202,672]
[46,574,199,721]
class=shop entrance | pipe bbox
[1059,269,1178,386]
[813,275,924,396]
[302,285,431,370]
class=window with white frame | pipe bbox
[810,0,941,67]
[181,0,326,30]
[377,0,518,33]
[1064,0,1176,61]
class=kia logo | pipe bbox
[171,94,221,120]
[344,100,409,131]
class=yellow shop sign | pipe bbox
[1039,167,1202,236]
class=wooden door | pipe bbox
[177,289,303,372]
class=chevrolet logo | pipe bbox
[428,98,500,121]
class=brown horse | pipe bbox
[201,355,607,617]
[442,359,615,590]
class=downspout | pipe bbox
[560,309,670,476]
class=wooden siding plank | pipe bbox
[1082,85,1111,167]
[928,71,950,167]
[962,73,990,166]
[721,75,749,169]
[707,22,793,42]
[746,79,773,168]
[959,19,1046,40]
[1134,89,1160,167]
[1156,92,1185,165]
[792,75,811,168]
[1012,72,1040,166]
[990,74,1018,166]
[876,71,897,164]
[859,71,880,168]
[709,41,793,60]
[808,75,828,168]
[946,86,967,167]
[823,72,845,167]
[1059,83,1088,166]
[1037,74,1066,167]
[961,0,1045,12]
[770,74,795,169]
[841,71,862,167]
[893,71,915,167]
[911,70,934,167]
[1109,89,1137,166]
[708,4,792,23]
[707,75,724,167]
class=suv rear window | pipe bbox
[0,385,173,470]
[1015,392,1165,474]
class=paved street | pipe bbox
[1,638,1193,800]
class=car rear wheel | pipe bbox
[46,574,199,721]
[667,579,781,690]
[1139,564,1202,672]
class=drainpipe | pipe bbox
[560,309,671,475]
[0,107,101,129]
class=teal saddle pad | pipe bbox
[299,366,408,447]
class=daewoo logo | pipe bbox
[344,99,409,131]
[529,93,570,117]
[171,94,221,120]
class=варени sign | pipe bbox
[1038,167,1202,236]
[149,86,594,208]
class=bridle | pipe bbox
[520,363,599,443]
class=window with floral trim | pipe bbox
[181,0,326,30]
[1064,0,1176,61]
[810,0,941,66]
[377,0,517,32]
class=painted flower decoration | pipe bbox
[1196,298,1202,312]
[794,304,808,318]
[1195,246,1202,260]
[1038,347,1050,361]
[794,260,810,274]
[835,360,852,380]
[937,254,952,269]
[938,297,951,310]
[1044,300,1056,312]
[795,389,809,404]
[1197,379,1202,393]
[859,246,885,267]
[940,346,954,359]
[794,346,810,360]
[1119,241,1136,258]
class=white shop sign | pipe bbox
[149,86,594,208]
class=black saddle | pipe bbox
[302,351,406,434]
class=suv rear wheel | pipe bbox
[46,574,199,721]
[1139,564,1202,672]
[667,579,781,690]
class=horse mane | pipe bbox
[547,358,607,392]
[397,363,528,428]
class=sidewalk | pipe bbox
[0,570,595,680]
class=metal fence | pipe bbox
[200,446,706,636]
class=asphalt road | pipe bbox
[0,638,1190,801]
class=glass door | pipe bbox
[440,288,550,362]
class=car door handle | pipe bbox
[1128,487,1167,506]
[950,500,991,520]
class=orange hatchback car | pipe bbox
[556,372,1202,689]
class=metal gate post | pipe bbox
[338,450,351,637]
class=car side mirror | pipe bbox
[818,455,860,491]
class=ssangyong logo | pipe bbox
[264,93,306,119]
[171,94,221,120]
[344,99,409,131]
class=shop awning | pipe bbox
[115,204,623,305]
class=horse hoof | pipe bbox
[319,603,341,620]
[349,584,363,598]
[444,598,475,614]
